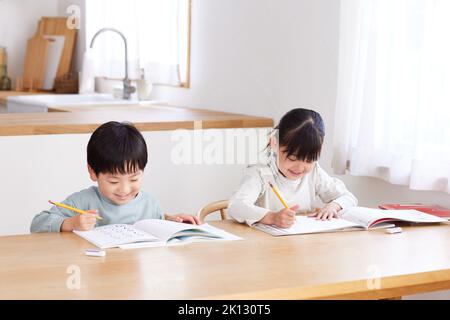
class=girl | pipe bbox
[228,108,357,228]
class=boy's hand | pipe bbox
[308,202,342,220]
[261,204,299,229]
[165,214,202,225]
[61,210,98,232]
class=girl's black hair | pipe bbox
[272,108,325,162]
[87,121,148,175]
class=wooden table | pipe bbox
[0,220,449,299]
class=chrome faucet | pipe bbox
[90,28,136,100]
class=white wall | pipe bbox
[0,128,270,236]
[152,0,342,181]
[0,0,59,82]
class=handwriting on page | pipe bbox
[95,224,149,241]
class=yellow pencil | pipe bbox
[49,200,103,220]
[268,182,289,209]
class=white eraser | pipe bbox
[386,227,402,234]
[85,249,106,257]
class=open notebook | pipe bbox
[254,206,448,236]
[74,219,242,249]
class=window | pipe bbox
[86,0,191,87]
[333,0,450,193]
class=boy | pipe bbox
[30,121,200,233]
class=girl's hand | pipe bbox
[166,214,202,225]
[61,210,98,232]
[308,203,342,220]
[261,204,300,229]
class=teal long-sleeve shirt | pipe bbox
[30,186,164,233]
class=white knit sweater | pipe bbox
[228,156,358,225]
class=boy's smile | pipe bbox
[88,166,144,205]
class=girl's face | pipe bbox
[277,148,314,180]
[270,137,315,180]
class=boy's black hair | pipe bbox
[272,108,325,162]
[87,121,148,175]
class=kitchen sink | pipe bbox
[7,94,138,113]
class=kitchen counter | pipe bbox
[0,95,273,136]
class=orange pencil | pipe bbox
[49,200,103,220]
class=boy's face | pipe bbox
[88,166,144,205]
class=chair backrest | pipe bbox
[197,200,229,221]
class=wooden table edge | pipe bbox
[198,269,450,300]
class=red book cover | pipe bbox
[378,203,450,219]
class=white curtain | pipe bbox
[85,0,189,85]
[333,0,450,193]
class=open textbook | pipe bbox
[74,219,241,249]
[254,206,448,236]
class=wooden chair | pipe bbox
[197,200,229,222]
